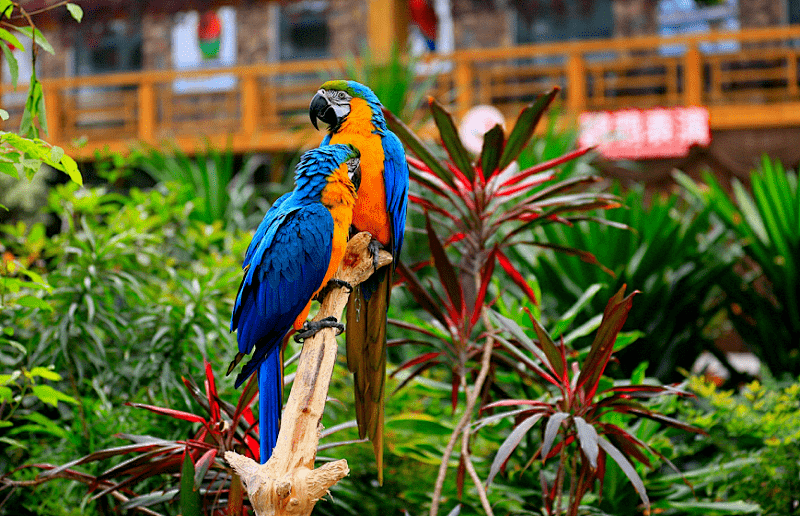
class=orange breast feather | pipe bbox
[329,98,391,245]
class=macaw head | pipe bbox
[309,80,383,133]
[294,144,362,198]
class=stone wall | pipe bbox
[142,11,171,70]
[237,2,274,64]
[328,0,368,57]
[611,0,658,37]
[738,0,787,27]
[453,4,513,49]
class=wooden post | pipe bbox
[225,233,392,516]
[455,58,472,121]
[684,43,703,106]
[788,50,798,99]
[42,83,60,144]
[367,0,409,62]
[137,80,156,142]
[566,52,587,114]
[241,74,259,136]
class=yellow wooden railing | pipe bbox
[1,25,799,158]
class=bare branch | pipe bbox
[225,232,392,516]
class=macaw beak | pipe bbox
[309,91,338,131]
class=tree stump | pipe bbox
[225,232,392,516]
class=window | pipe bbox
[515,0,613,45]
[75,18,142,75]
[279,1,330,60]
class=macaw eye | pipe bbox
[337,91,347,100]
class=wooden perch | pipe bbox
[225,232,393,516]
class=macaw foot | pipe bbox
[314,278,353,301]
[368,238,384,272]
[293,316,344,343]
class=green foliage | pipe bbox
[674,376,800,515]
[533,184,739,381]
[483,287,703,515]
[126,145,271,231]
[0,1,83,194]
[676,158,800,378]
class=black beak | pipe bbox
[309,92,338,131]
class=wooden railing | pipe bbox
[1,25,799,157]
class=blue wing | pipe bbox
[230,202,334,387]
[242,192,291,267]
[381,130,409,262]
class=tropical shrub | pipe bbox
[674,375,800,515]
[533,184,740,381]
[675,158,800,378]
[482,287,703,516]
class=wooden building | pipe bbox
[1,0,799,180]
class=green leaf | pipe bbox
[0,161,17,178]
[487,413,543,485]
[0,27,23,50]
[0,0,12,18]
[573,416,599,468]
[0,386,13,402]
[0,420,12,429]
[180,450,202,516]
[13,26,55,55]
[429,98,474,181]
[598,436,649,510]
[0,41,17,89]
[529,314,565,380]
[2,327,13,336]
[0,108,8,121]
[497,88,558,171]
[382,105,456,190]
[541,412,569,461]
[31,384,78,407]
[386,413,453,436]
[660,500,761,514]
[66,3,83,22]
[480,124,505,179]
[50,146,64,164]
[58,154,83,185]
[16,294,52,311]
[29,366,62,381]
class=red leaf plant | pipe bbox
[2,360,260,515]
[385,89,623,403]
[481,287,705,516]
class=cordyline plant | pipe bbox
[483,287,704,516]
[1,360,259,515]
[382,89,622,516]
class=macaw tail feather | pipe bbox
[258,344,282,464]
[346,266,390,485]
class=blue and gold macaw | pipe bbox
[228,144,362,463]
[309,80,409,483]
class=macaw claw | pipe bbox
[293,316,344,343]
[315,278,353,301]
[367,239,384,272]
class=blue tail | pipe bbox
[258,344,282,463]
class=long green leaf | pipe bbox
[180,450,202,516]
[598,436,649,510]
[497,88,558,171]
[486,413,543,485]
[480,124,505,179]
[383,106,456,189]
[429,98,474,181]
[0,38,18,89]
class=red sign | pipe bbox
[578,107,711,160]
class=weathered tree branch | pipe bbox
[225,232,392,516]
